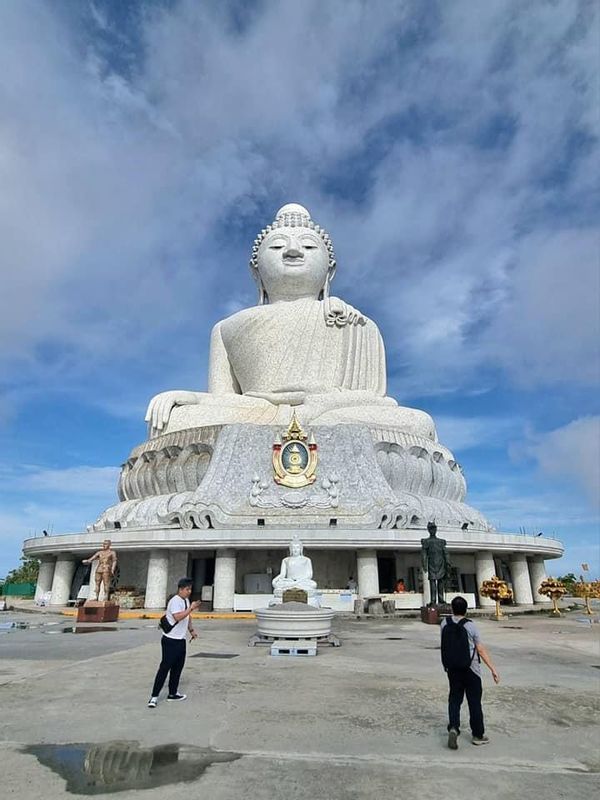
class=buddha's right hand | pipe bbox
[144,391,201,436]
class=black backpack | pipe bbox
[441,617,477,671]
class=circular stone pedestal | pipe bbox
[255,602,335,639]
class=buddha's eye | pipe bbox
[268,243,285,249]
[303,243,317,249]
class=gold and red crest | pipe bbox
[272,412,318,488]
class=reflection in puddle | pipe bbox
[0,621,30,633]
[60,626,119,634]
[25,741,241,794]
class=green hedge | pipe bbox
[1,582,36,597]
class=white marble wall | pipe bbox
[114,551,148,591]
[168,550,190,591]
[309,550,357,589]
[234,549,285,593]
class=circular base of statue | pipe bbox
[255,602,334,639]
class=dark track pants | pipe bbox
[447,668,484,737]
[151,636,186,697]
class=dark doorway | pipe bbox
[191,556,215,609]
[377,556,396,593]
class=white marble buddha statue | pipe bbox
[145,204,436,440]
[272,537,317,600]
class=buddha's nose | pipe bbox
[283,246,303,259]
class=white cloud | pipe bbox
[519,416,600,508]
[0,0,597,407]
[16,465,120,496]
[483,230,600,388]
[435,415,523,452]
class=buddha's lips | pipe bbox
[282,259,305,267]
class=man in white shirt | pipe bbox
[148,578,200,708]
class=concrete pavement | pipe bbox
[0,607,598,799]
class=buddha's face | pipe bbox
[290,541,303,557]
[102,539,111,549]
[256,227,330,302]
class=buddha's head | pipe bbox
[102,539,112,549]
[250,204,336,304]
[289,537,303,557]
[427,522,437,537]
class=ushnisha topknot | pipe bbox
[249,203,337,277]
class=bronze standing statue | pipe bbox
[83,539,118,601]
[421,522,450,606]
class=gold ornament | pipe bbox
[572,579,600,616]
[272,412,318,488]
[538,577,567,616]
[479,576,513,620]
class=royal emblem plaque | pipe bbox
[273,413,318,488]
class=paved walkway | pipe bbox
[0,606,598,798]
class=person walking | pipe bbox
[441,595,499,748]
[148,577,199,708]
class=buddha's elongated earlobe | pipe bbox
[251,267,268,305]
[321,267,335,300]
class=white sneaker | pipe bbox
[147,697,158,708]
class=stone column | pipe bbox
[510,553,534,605]
[357,549,379,597]
[50,555,76,606]
[145,550,169,609]
[529,557,551,603]
[475,551,496,608]
[213,549,236,610]
[34,556,56,604]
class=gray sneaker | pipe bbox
[472,735,490,745]
[447,729,458,750]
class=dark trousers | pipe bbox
[151,636,186,697]
[447,668,484,737]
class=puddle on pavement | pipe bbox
[190,652,239,659]
[63,626,119,634]
[24,741,241,794]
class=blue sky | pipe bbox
[0,0,598,578]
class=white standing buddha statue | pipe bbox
[145,203,436,441]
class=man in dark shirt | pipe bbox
[441,596,500,749]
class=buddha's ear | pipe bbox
[321,269,334,301]
[251,266,268,305]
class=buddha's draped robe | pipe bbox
[217,298,386,397]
